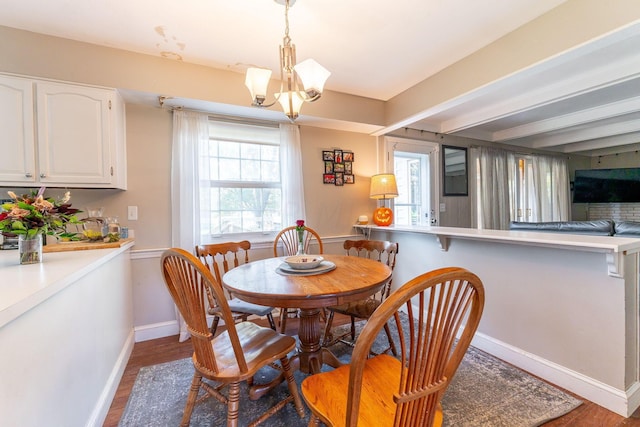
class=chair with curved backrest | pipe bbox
[195,241,276,336]
[273,225,324,333]
[161,248,305,427]
[322,239,399,355]
[302,266,485,427]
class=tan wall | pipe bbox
[299,126,378,236]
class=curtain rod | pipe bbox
[158,96,282,128]
[469,144,570,159]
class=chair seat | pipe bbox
[195,322,297,382]
[228,298,275,316]
[208,298,274,317]
[302,354,399,426]
[302,353,443,426]
[329,298,380,318]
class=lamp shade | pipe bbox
[277,91,305,120]
[294,58,331,98]
[245,67,272,105]
[370,173,399,200]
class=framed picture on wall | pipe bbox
[323,151,335,161]
[343,151,354,162]
[334,163,345,173]
[323,173,335,184]
[334,150,343,163]
[335,172,344,186]
[344,162,352,174]
[324,161,334,173]
[344,174,355,184]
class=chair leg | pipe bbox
[181,372,202,427]
[279,308,288,334]
[281,356,306,418]
[210,315,220,336]
[350,316,356,340]
[266,313,277,331]
[227,382,241,427]
[322,310,335,346]
[308,414,321,426]
[383,322,398,356]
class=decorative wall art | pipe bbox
[322,149,354,186]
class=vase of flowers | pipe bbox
[295,219,305,255]
[0,187,81,264]
[18,233,43,264]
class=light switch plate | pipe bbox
[127,206,138,221]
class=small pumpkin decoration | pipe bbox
[373,207,393,226]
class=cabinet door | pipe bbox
[0,75,36,184]
[36,82,113,185]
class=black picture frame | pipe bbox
[334,172,344,186]
[323,173,335,184]
[344,174,355,184]
[324,161,334,173]
[322,151,334,161]
[442,145,468,196]
[334,150,343,163]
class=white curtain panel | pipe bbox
[471,147,569,230]
[279,123,306,225]
[473,147,512,230]
[171,110,209,342]
[529,155,570,222]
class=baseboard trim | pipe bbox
[86,328,135,427]
[472,332,638,417]
[134,320,180,342]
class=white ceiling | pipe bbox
[2,0,639,157]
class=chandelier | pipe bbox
[245,0,330,121]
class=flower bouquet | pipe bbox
[0,187,82,264]
[295,219,305,255]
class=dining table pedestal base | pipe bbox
[248,307,342,401]
[295,307,341,374]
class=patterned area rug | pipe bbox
[119,321,582,426]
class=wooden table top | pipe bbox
[222,254,392,310]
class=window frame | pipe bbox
[199,119,284,241]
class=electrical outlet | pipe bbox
[127,206,138,221]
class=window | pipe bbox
[386,137,439,226]
[200,120,283,237]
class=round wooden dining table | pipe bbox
[222,254,392,376]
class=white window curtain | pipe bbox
[470,147,514,230]
[170,115,305,341]
[279,123,306,225]
[171,110,209,342]
[528,155,570,222]
[471,146,570,231]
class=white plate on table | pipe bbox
[277,260,336,275]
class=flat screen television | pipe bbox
[573,168,640,203]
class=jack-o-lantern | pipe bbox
[373,207,393,226]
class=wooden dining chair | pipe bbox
[273,225,324,333]
[302,266,485,427]
[161,248,305,427]
[322,239,399,355]
[195,241,276,336]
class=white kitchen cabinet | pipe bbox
[0,75,36,184]
[0,74,126,189]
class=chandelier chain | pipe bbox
[283,0,291,45]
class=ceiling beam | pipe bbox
[492,97,640,141]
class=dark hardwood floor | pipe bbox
[104,315,640,427]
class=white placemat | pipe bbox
[276,260,336,276]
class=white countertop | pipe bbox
[356,224,640,278]
[356,224,640,253]
[0,240,135,328]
